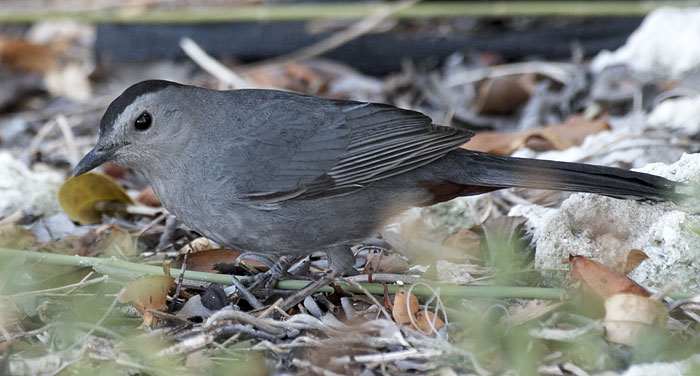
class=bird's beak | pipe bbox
[72,144,122,176]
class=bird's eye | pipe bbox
[134,112,152,131]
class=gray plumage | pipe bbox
[74,80,678,273]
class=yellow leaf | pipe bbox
[58,173,132,225]
[98,225,137,258]
[119,275,174,313]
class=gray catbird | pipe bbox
[73,80,677,287]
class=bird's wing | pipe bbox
[226,92,473,203]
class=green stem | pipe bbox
[1,1,699,23]
[1,248,695,300]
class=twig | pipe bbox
[329,348,443,365]
[242,0,420,72]
[529,320,604,342]
[173,250,189,301]
[203,309,284,335]
[136,212,168,237]
[257,298,284,319]
[291,359,345,376]
[230,275,263,310]
[54,114,80,165]
[9,275,109,299]
[0,322,11,342]
[179,37,254,89]
[343,278,392,321]
[26,118,58,161]
[93,202,164,217]
[156,332,214,357]
[344,273,424,285]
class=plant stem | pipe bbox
[2,1,699,23]
[1,248,695,300]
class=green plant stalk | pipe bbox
[1,1,700,23]
[1,248,695,299]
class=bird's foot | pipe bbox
[244,256,308,297]
[279,268,340,312]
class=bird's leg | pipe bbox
[244,255,307,296]
[278,269,341,312]
[278,246,355,312]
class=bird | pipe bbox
[73,80,678,308]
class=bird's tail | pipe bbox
[438,149,679,201]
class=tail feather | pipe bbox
[447,150,678,201]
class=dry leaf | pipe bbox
[392,288,419,326]
[0,223,37,249]
[97,225,137,258]
[504,300,566,327]
[136,186,161,207]
[44,63,92,102]
[248,62,324,94]
[441,228,482,262]
[0,36,55,73]
[179,237,215,255]
[415,310,445,333]
[567,254,650,299]
[465,116,611,155]
[58,173,133,225]
[32,225,133,257]
[119,275,174,327]
[471,74,535,115]
[604,293,668,346]
[609,249,649,275]
[171,248,268,273]
[363,251,409,274]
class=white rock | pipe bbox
[511,153,700,291]
[591,7,700,78]
[620,354,700,376]
[30,213,89,242]
[648,95,700,134]
[0,152,64,218]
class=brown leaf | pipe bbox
[32,225,134,257]
[136,186,161,207]
[567,254,650,299]
[363,251,409,274]
[392,288,419,326]
[415,310,445,333]
[471,74,535,115]
[248,62,325,94]
[170,248,268,273]
[609,249,649,275]
[0,37,55,73]
[441,228,482,262]
[465,116,611,155]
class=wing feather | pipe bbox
[233,91,472,203]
